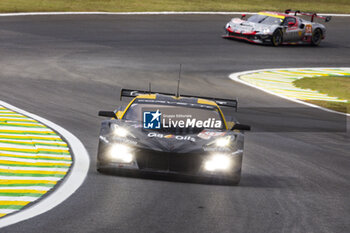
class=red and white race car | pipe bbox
[223,9,331,46]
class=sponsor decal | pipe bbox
[147,132,196,142]
[125,121,143,128]
[197,130,226,140]
[162,117,221,129]
[143,110,161,129]
[232,18,244,23]
[143,109,222,130]
[204,147,231,152]
[305,24,312,36]
[113,137,138,145]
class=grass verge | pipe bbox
[293,76,350,113]
[0,0,349,14]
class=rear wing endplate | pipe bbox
[285,9,332,22]
[120,88,238,111]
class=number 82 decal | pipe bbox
[305,25,312,35]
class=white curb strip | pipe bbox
[0,12,349,17]
[229,68,350,117]
[0,101,90,228]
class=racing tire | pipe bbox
[271,29,283,46]
[311,28,322,46]
[96,161,105,173]
[96,141,107,173]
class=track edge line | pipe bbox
[0,100,90,228]
[0,11,349,17]
[228,67,350,117]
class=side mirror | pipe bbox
[98,111,116,118]
[231,124,251,131]
[299,23,305,29]
[288,21,295,26]
[241,14,246,19]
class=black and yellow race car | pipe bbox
[97,89,250,185]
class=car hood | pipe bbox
[227,18,276,33]
[105,120,241,153]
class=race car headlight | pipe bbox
[215,136,231,147]
[204,154,231,171]
[204,136,233,150]
[111,125,134,138]
[262,28,270,34]
[109,144,133,163]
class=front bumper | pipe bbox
[223,28,272,44]
[97,144,242,180]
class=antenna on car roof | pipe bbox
[148,82,152,94]
[176,64,182,98]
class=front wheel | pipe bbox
[311,28,322,46]
[271,29,283,46]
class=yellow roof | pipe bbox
[197,98,218,106]
[259,12,285,19]
[134,94,157,99]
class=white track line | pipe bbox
[0,157,72,164]
[0,101,90,228]
[229,67,350,117]
[0,176,62,181]
[0,210,17,214]
[0,12,349,17]
[0,151,70,158]
[0,186,51,191]
[0,196,39,202]
[0,166,68,172]
[0,134,61,139]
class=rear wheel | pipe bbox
[311,28,322,46]
[271,29,283,46]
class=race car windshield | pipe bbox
[247,14,283,25]
[123,103,224,130]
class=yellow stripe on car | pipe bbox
[197,98,217,106]
[259,12,285,19]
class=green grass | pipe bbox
[293,76,350,113]
[0,0,349,13]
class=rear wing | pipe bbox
[285,9,332,22]
[120,88,238,111]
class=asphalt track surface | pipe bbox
[0,14,349,233]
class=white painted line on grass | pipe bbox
[0,11,349,17]
[229,67,350,117]
[0,186,51,191]
[0,165,68,172]
[0,100,90,228]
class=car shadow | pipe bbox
[223,36,337,48]
[239,174,300,188]
[97,168,238,186]
[97,168,299,188]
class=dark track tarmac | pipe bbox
[0,14,349,233]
